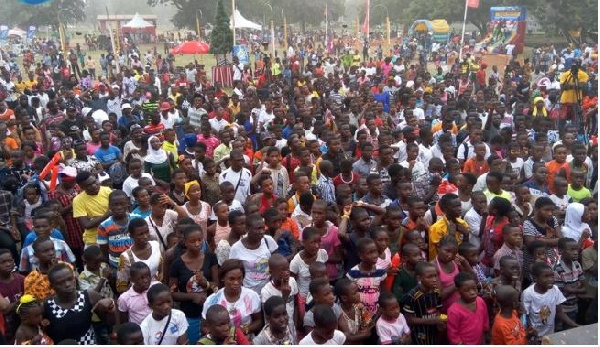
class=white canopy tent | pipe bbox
[122,13,154,29]
[230,9,261,30]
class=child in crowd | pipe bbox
[140,283,189,345]
[131,187,152,218]
[376,291,411,344]
[291,228,328,310]
[522,262,578,337]
[553,237,586,330]
[335,278,372,344]
[264,207,296,261]
[549,177,571,223]
[206,201,230,250]
[310,200,342,282]
[446,272,489,345]
[261,254,299,333]
[402,262,445,345]
[302,278,343,333]
[490,285,528,344]
[493,224,524,277]
[14,295,53,345]
[117,262,158,325]
[198,305,250,345]
[253,296,298,345]
[78,245,115,344]
[299,304,347,345]
[568,170,592,202]
[23,237,60,300]
[116,322,144,345]
[346,238,387,314]
[276,198,300,240]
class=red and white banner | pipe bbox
[362,0,370,33]
[467,0,480,8]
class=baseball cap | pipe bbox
[160,102,171,111]
[121,103,132,110]
[261,132,273,141]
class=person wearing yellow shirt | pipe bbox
[559,63,589,122]
[428,193,470,261]
[228,94,241,122]
[161,128,179,162]
[72,171,112,246]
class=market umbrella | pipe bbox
[171,41,210,55]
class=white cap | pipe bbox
[81,107,92,116]
[121,103,132,110]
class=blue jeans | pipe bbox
[186,317,201,344]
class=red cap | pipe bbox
[160,102,171,111]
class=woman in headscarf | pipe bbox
[182,180,211,240]
[530,96,548,117]
[143,136,174,190]
[562,202,594,249]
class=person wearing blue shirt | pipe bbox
[94,131,123,170]
[23,228,64,248]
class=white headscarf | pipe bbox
[144,136,168,164]
[562,203,590,241]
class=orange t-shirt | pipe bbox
[490,311,527,345]
[463,158,490,176]
[431,121,458,134]
[545,160,570,194]
[3,137,19,151]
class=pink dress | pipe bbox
[446,296,489,345]
[436,257,459,313]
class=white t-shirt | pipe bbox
[202,287,261,327]
[122,173,155,198]
[299,329,346,345]
[549,194,571,214]
[219,168,252,204]
[509,158,525,181]
[229,236,278,293]
[464,208,482,249]
[261,277,299,330]
[522,284,566,337]
[290,249,328,297]
[140,308,188,345]
[376,313,411,344]
[413,107,425,121]
[145,209,179,253]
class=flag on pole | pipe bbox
[324,3,327,16]
[467,0,480,8]
[362,0,370,34]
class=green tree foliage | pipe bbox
[210,0,233,54]
[148,0,344,31]
[528,0,598,41]
[0,0,86,28]
[147,0,217,30]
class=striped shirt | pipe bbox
[347,266,387,314]
[553,260,584,313]
[19,238,76,272]
[97,215,133,268]
[402,287,443,345]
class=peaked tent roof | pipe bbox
[230,9,262,31]
[122,13,154,29]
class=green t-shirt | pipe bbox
[567,185,592,202]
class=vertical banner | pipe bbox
[27,25,36,44]
[233,44,250,65]
[468,0,480,8]
[362,0,370,37]
[0,25,8,43]
[58,21,67,54]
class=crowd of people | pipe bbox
[0,27,598,345]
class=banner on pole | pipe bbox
[233,44,250,65]
[26,25,36,44]
[362,0,370,34]
[468,0,480,8]
[0,25,8,42]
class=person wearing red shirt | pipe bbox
[476,63,488,91]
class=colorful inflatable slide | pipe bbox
[477,6,526,54]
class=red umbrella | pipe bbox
[171,41,210,54]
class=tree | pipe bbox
[147,0,217,29]
[0,0,86,28]
[210,0,233,54]
[528,0,598,42]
